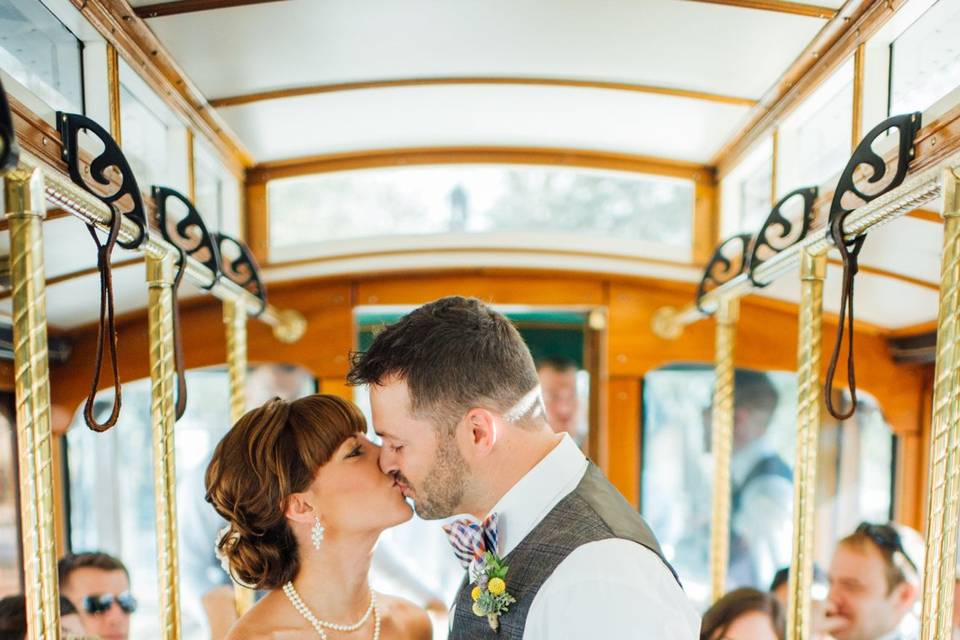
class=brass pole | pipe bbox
[6,167,60,640]
[786,248,827,640]
[920,167,960,640]
[223,298,255,615]
[710,296,739,603]
[146,253,182,640]
[106,44,122,146]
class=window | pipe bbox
[67,365,315,640]
[890,0,960,116]
[268,165,695,254]
[720,137,773,237]
[193,139,239,234]
[777,61,854,196]
[0,0,83,112]
[0,399,19,598]
[119,60,187,193]
[641,365,893,610]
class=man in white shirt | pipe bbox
[348,296,699,639]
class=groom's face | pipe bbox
[370,377,469,519]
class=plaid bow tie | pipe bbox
[442,513,500,569]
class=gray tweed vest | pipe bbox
[449,463,678,639]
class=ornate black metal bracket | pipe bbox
[0,78,20,175]
[748,186,818,287]
[215,233,267,315]
[695,233,753,314]
[56,112,147,250]
[152,186,221,289]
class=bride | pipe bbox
[205,394,432,639]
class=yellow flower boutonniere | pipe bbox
[469,551,516,632]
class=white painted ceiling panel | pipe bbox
[757,263,939,329]
[857,215,943,284]
[143,0,825,101]
[218,84,751,162]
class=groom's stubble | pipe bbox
[408,428,469,520]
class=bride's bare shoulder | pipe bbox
[377,593,432,640]
[224,592,306,640]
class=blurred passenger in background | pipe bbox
[537,357,586,447]
[0,594,86,639]
[701,587,785,640]
[59,551,134,640]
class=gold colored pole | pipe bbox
[6,167,60,640]
[106,44,121,146]
[710,296,739,603]
[223,298,255,615]
[920,167,960,640]
[786,248,827,640]
[146,253,183,640]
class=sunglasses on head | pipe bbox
[855,522,918,574]
[82,591,137,615]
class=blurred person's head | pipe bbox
[769,564,826,607]
[59,552,133,640]
[245,362,309,408]
[0,594,85,639]
[703,370,779,450]
[701,587,785,640]
[536,357,580,438]
[826,522,920,640]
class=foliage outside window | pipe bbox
[268,165,695,252]
[0,0,83,112]
[67,366,314,640]
[641,365,893,611]
[777,61,854,197]
[889,0,960,116]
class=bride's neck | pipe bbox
[289,528,379,620]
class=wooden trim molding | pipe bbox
[907,209,943,223]
[208,76,759,109]
[685,0,837,19]
[107,43,122,145]
[851,42,865,151]
[75,0,254,173]
[247,146,714,184]
[135,0,286,18]
[714,0,899,174]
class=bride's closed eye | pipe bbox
[345,442,364,458]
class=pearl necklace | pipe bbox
[282,582,380,640]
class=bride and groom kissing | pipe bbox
[205,296,700,639]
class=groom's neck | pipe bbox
[466,426,563,518]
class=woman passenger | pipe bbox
[701,587,785,640]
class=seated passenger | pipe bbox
[59,551,136,640]
[0,594,86,638]
[701,587,785,640]
[769,564,826,607]
[816,522,922,640]
[536,356,585,446]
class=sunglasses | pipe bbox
[855,522,919,574]
[82,591,137,615]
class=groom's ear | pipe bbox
[463,407,498,456]
[284,492,317,524]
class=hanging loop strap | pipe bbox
[82,210,123,432]
[171,247,188,420]
[824,216,864,421]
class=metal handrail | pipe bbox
[16,150,306,342]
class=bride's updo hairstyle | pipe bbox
[205,394,366,589]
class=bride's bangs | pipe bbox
[287,394,368,475]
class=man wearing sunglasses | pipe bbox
[815,522,922,640]
[59,552,136,640]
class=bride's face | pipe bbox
[306,434,413,535]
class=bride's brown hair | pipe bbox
[205,394,366,589]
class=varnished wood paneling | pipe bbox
[319,378,354,401]
[135,0,286,18]
[245,182,269,263]
[607,377,641,507]
[685,0,837,19]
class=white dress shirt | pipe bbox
[468,435,701,639]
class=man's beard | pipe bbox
[407,433,468,520]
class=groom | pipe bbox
[348,296,699,638]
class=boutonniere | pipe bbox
[469,550,516,632]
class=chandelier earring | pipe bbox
[311,516,325,551]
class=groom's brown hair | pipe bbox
[347,296,542,432]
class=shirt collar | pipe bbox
[484,434,588,557]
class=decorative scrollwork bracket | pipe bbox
[152,186,221,289]
[696,233,753,315]
[748,186,818,287]
[215,233,267,315]
[56,112,147,249]
[0,78,20,175]
[823,112,922,421]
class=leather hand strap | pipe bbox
[824,215,864,421]
[172,246,188,420]
[82,211,123,432]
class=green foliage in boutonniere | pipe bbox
[469,551,517,631]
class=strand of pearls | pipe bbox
[282,582,380,639]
